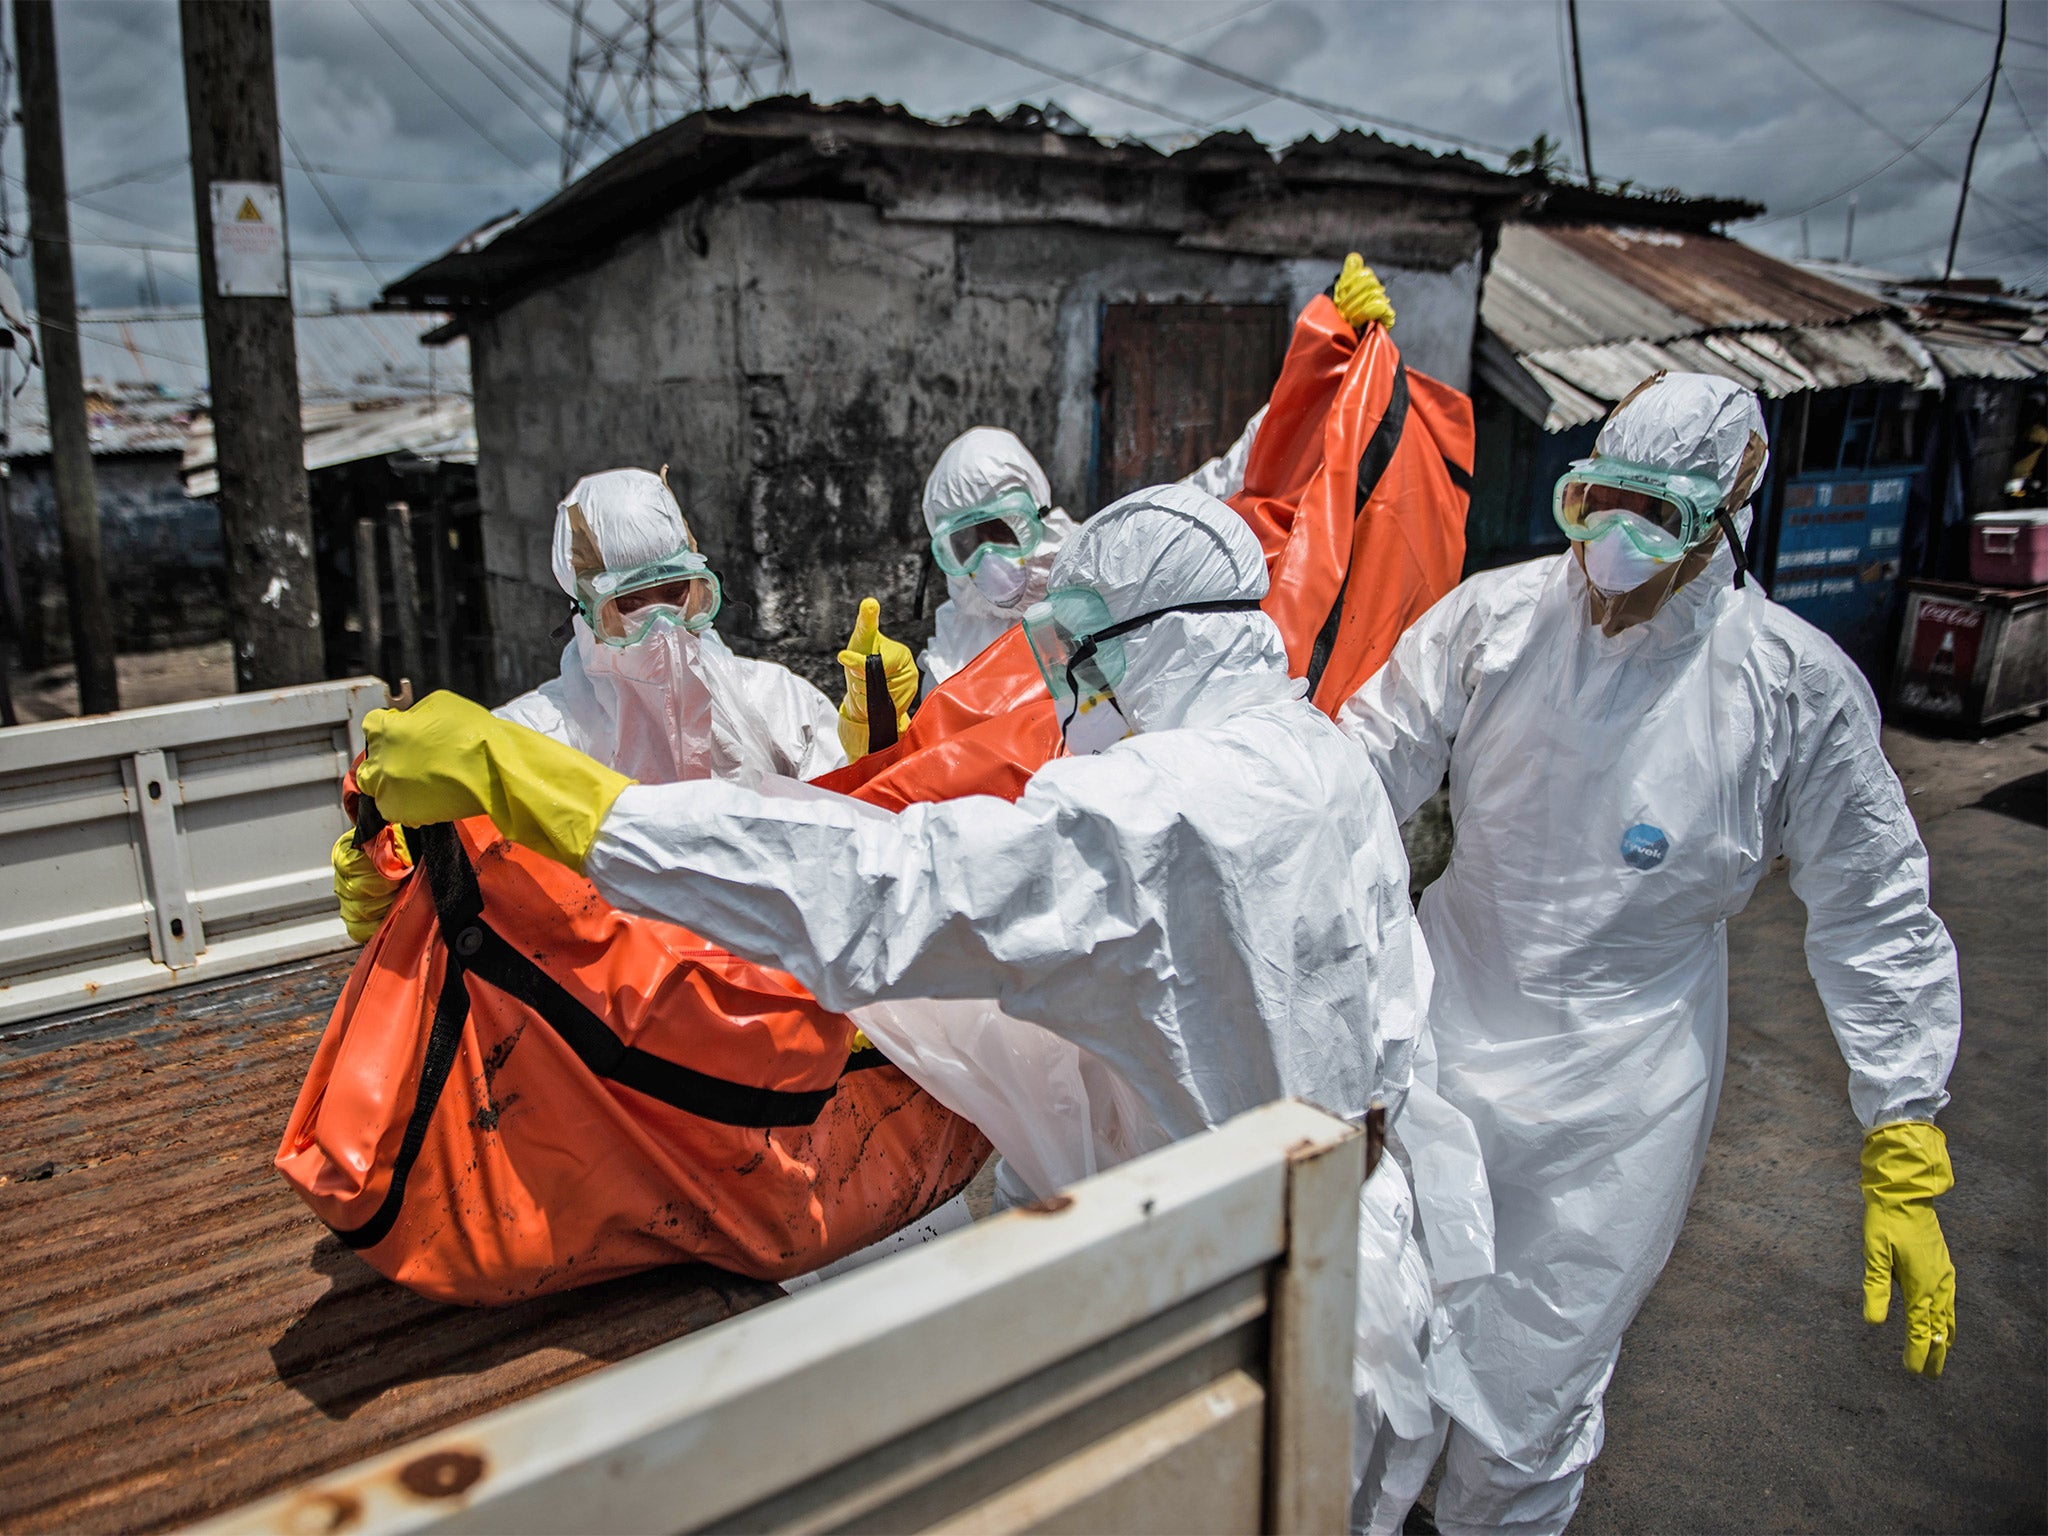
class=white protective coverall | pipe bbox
[1339,376,1961,1535]
[918,429,1079,690]
[918,417,1264,689]
[582,483,1447,1477]
[497,469,845,783]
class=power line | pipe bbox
[71,157,189,200]
[2001,69,2048,163]
[447,0,569,107]
[1947,0,2011,281]
[982,0,1273,125]
[857,0,1211,131]
[1022,0,1517,158]
[1722,0,2047,239]
[348,0,551,185]
[1744,70,1991,225]
[404,0,565,150]
[292,160,541,186]
[1876,1,2048,52]
[281,124,384,284]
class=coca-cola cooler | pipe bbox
[1892,578,2048,733]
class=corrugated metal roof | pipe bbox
[1541,225,1885,331]
[1922,339,2048,380]
[0,959,772,1534]
[1514,317,1941,430]
[4,310,468,460]
[1481,225,1974,430]
[181,395,477,497]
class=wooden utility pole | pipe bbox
[1566,0,1594,188]
[16,0,118,715]
[179,0,322,691]
[1944,0,2008,284]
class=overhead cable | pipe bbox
[281,124,385,283]
[857,0,1211,130]
[1023,0,1517,158]
[1723,1,2046,239]
[71,157,189,200]
[984,0,1273,126]
[348,0,550,184]
[448,0,569,107]
[1877,1,2047,51]
[1744,70,1991,225]
[2001,70,2048,163]
[405,0,565,150]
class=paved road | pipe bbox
[1572,722,2047,1533]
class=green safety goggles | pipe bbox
[574,549,722,647]
[1022,585,1263,723]
[929,488,1046,579]
[1552,458,1728,561]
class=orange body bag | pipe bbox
[274,667,1054,1305]
[1232,294,1474,714]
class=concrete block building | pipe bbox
[385,98,1526,694]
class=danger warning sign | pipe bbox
[209,180,286,297]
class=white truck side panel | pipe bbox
[198,1100,1367,1536]
[0,679,383,1027]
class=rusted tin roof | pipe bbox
[0,958,771,1534]
[1481,224,1946,430]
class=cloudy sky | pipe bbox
[15,0,2047,316]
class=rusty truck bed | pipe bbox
[0,956,774,1533]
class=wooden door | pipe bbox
[1095,303,1289,505]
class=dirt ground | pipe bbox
[1567,716,2048,1533]
[4,640,237,724]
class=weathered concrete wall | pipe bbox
[469,191,1487,700]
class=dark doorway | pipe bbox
[1094,302,1289,506]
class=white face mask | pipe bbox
[1060,690,1133,756]
[972,552,1030,607]
[1581,524,1678,595]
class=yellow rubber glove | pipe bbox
[331,827,412,943]
[356,691,634,874]
[1861,1120,1957,1376]
[1333,252,1396,331]
[836,596,919,762]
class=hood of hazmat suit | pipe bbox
[919,428,1079,691]
[1567,372,1770,627]
[1338,373,1958,1533]
[496,468,844,784]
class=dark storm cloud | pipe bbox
[14,0,2047,313]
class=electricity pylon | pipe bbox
[560,0,793,183]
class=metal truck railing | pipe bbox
[199,1098,1366,1536]
[0,678,383,1028]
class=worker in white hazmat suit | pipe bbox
[352,483,1446,1489]
[499,467,845,782]
[888,419,1266,696]
[913,427,1078,691]
[332,467,844,939]
[1338,372,1962,1535]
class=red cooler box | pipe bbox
[1970,509,2048,587]
[1893,578,2048,732]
